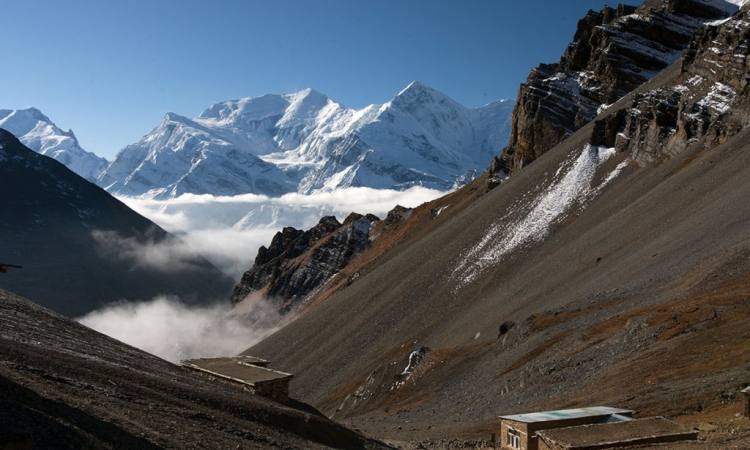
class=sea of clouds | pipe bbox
[118,186,445,278]
[80,186,446,362]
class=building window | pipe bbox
[507,427,521,449]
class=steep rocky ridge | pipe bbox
[489,0,741,182]
[247,5,750,446]
[0,129,232,316]
[592,9,749,161]
[0,288,387,449]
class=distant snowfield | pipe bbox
[118,186,447,279]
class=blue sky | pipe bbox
[2,0,618,158]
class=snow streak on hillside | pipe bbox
[453,145,624,288]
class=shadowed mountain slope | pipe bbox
[0,129,232,316]
[0,288,388,449]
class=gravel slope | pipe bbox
[248,57,750,446]
[0,288,389,449]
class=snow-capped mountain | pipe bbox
[0,108,108,181]
[100,83,513,198]
[96,111,295,198]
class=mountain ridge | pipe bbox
[0,129,232,316]
[488,0,744,183]
[99,83,513,198]
[0,107,108,181]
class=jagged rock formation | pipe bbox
[592,7,749,162]
[489,0,740,183]
[231,213,381,313]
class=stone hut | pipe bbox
[498,406,697,450]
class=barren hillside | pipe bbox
[0,288,388,449]
[247,4,750,447]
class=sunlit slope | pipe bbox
[248,12,750,440]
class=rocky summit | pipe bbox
[488,0,741,183]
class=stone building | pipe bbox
[499,406,697,450]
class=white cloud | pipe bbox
[84,186,447,362]
[117,186,446,279]
[78,296,287,363]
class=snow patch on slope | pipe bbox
[452,145,619,288]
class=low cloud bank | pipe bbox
[117,186,446,278]
[91,227,277,278]
[78,296,287,363]
[83,187,446,361]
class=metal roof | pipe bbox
[181,357,292,385]
[184,355,269,366]
[537,417,697,447]
[499,406,633,423]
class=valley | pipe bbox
[2,0,750,448]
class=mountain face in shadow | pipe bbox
[0,129,232,317]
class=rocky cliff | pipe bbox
[488,0,739,184]
[231,213,383,313]
[591,5,748,162]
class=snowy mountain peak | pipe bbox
[396,80,431,96]
[283,87,327,104]
[0,107,108,181]
[0,107,54,135]
[277,88,333,130]
[198,94,290,125]
[390,80,465,117]
[161,112,195,126]
[102,84,514,198]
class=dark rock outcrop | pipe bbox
[384,205,413,226]
[231,213,380,313]
[489,0,738,185]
